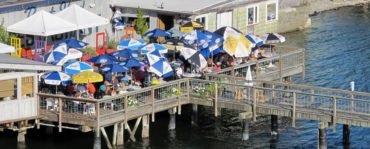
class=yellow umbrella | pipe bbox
[180,21,204,32]
[73,71,103,83]
[223,34,253,57]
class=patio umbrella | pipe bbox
[73,71,103,83]
[111,49,139,59]
[244,66,253,86]
[168,26,185,38]
[44,43,68,65]
[245,34,264,47]
[201,30,224,56]
[180,46,207,69]
[180,21,204,32]
[161,38,186,51]
[143,28,172,37]
[260,33,286,44]
[87,54,119,65]
[99,63,129,73]
[146,49,162,65]
[117,39,146,51]
[41,71,71,93]
[0,43,15,53]
[182,30,208,47]
[214,26,253,58]
[63,61,93,75]
[59,38,88,49]
[149,58,174,78]
[123,58,145,68]
[140,43,168,55]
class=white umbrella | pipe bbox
[0,43,15,53]
[244,66,253,86]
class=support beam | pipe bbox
[191,104,198,127]
[142,115,150,138]
[117,122,124,146]
[242,119,249,141]
[318,122,328,149]
[271,115,278,136]
[343,124,350,146]
[17,128,26,144]
[168,108,176,131]
[112,123,118,146]
[93,128,101,149]
[101,127,113,149]
[126,117,142,142]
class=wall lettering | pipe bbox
[24,7,37,17]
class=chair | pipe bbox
[21,48,34,60]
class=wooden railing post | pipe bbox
[214,83,218,117]
[252,87,257,121]
[58,97,62,132]
[279,54,283,82]
[151,89,155,122]
[96,101,100,133]
[333,96,337,132]
[292,92,296,128]
[124,96,128,129]
[351,93,354,112]
[231,66,235,77]
[187,79,190,102]
[177,81,182,115]
[255,62,259,80]
[302,50,305,80]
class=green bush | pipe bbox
[107,39,118,49]
[0,21,8,44]
[81,46,97,56]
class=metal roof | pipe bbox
[110,0,228,14]
[0,54,61,71]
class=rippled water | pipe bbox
[2,5,370,149]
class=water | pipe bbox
[2,5,370,149]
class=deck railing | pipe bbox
[211,47,304,80]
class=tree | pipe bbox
[0,19,8,44]
[135,7,148,37]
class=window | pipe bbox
[217,11,232,29]
[266,1,278,22]
[195,14,208,30]
[247,5,259,25]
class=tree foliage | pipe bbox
[0,19,8,44]
[135,7,148,36]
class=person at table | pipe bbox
[111,75,119,96]
[176,64,184,79]
[75,84,87,98]
[103,81,112,95]
[66,83,75,96]
[96,84,106,99]
[213,62,222,72]
[87,82,96,99]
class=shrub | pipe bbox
[107,39,118,49]
[81,46,97,56]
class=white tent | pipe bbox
[7,10,77,36]
[0,43,15,54]
[56,4,109,30]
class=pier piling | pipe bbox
[93,128,101,149]
[142,115,150,138]
[117,122,124,146]
[191,104,198,127]
[239,112,252,141]
[318,122,328,149]
[168,108,176,131]
[343,124,350,146]
[271,115,278,136]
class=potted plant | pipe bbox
[106,39,118,53]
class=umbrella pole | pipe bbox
[76,30,80,40]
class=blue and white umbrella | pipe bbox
[41,71,71,85]
[201,30,224,56]
[182,30,208,47]
[149,58,173,78]
[245,34,264,47]
[59,38,88,49]
[144,28,172,37]
[111,49,139,59]
[44,43,68,65]
[117,39,146,51]
[63,61,93,75]
[122,58,145,68]
[87,54,119,65]
[99,63,129,73]
[140,43,168,55]
[146,49,162,65]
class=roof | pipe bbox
[110,0,228,14]
[7,10,77,36]
[55,4,109,30]
[0,54,61,71]
[195,0,266,14]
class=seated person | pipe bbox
[213,62,222,71]
[87,83,96,99]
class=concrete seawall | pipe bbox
[278,0,370,33]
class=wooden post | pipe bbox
[318,122,328,149]
[93,127,101,149]
[292,92,296,128]
[252,87,257,121]
[177,81,182,115]
[151,89,155,122]
[116,122,124,146]
[332,97,337,132]
[16,77,21,100]
[271,115,278,136]
[187,79,190,102]
[142,115,150,138]
[343,124,350,146]
[214,83,218,117]
[112,123,118,146]
[279,54,283,82]
[101,127,113,149]
[168,108,176,131]
[124,96,128,131]
[58,98,62,132]
[231,66,235,77]
[302,50,305,80]
[126,117,142,142]
[255,62,259,80]
[311,89,315,105]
